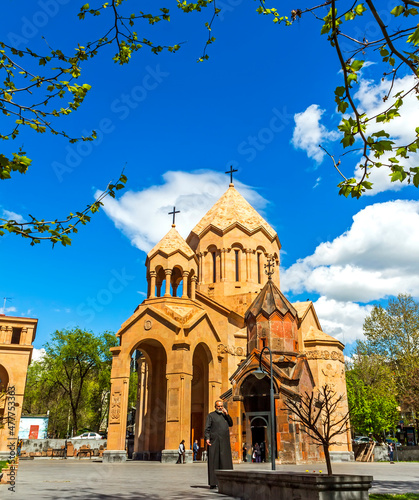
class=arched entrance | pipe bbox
[132,339,167,460]
[190,343,211,459]
[240,374,276,462]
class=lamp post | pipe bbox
[254,346,276,471]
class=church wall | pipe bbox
[195,226,281,301]
[305,347,352,454]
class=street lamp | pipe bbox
[253,346,276,471]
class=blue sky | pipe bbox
[1,0,419,356]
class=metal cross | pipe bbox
[168,206,180,225]
[225,165,238,184]
[264,257,275,280]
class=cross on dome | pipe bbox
[168,206,180,227]
[225,165,238,185]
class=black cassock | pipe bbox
[204,411,233,486]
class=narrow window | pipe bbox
[212,252,217,283]
[257,253,261,284]
[235,250,240,282]
[11,328,22,345]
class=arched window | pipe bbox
[257,253,261,284]
[235,249,240,282]
[212,251,217,283]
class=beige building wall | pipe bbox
[0,315,37,460]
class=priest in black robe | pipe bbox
[204,399,233,488]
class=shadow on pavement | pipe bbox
[372,480,419,494]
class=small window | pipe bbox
[235,250,240,282]
[11,328,22,345]
[257,253,261,284]
[212,252,217,283]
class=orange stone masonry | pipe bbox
[0,314,37,464]
[105,184,353,463]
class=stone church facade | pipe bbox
[104,183,352,463]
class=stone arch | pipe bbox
[155,266,166,298]
[190,343,213,456]
[130,339,167,460]
[231,242,244,282]
[239,373,278,462]
[171,265,184,297]
[206,244,219,283]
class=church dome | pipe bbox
[245,278,297,320]
[188,185,277,239]
[147,225,195,261]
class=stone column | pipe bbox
[104,375,130,462]
[190,276,197,301]
[245,249,253,282]
[198,253,203,284]
[182,270,189,298]
[220,249,227,281]
[164,269,172,297]
[149,271,156,299]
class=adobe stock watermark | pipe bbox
[75,268,135,323]
[51,64,170,182]
[52,65,170,182]
[7,0,71,47]
[228,106,293,167]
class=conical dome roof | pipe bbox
[190,185,277,239]
[245,278,297,319]
[147,226,195,260]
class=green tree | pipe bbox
[23,328,117,437]
[357,294,419,431]
[346,354,399,436]
[2,2,419,245]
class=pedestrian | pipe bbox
[204,399,233,489]
[193,439,199,462]
[242,442,247,462]
[253,442,261,463]
[388,442,394,463]
[260,441,266,462]
[17,439,23,457]
[176,439,186,464]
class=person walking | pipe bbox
[205,400,233,489]
[193,439,199,462]
[253,442,261,463]
[176,440,186,464]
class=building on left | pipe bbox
[0,314,37,460]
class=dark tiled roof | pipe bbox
[245,279,297,320]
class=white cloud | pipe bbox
[292,75,419,195]
[284,199,419,345]
[352,74,419,195]
[291,104,339,163]
[96,170,268,253]
[0,306,16,314]
[1,209,25,223]
[282,199,419,302]
[32,348,46,362]
[314,296,372,345]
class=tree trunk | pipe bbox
[323,443,333,475]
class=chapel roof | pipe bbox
[189,184,277,239]
[147,225,195,260]
[303,325,345,349]
[245,278,297,319]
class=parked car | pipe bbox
[353,436,376,444]
[72,432,103,440]
[386,438,401,448]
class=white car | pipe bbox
[72,432,103,440]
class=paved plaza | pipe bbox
[2,459,419,499]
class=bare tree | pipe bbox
[284,384,350,475]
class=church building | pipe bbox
[104,180,352,464]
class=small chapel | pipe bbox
[104,178,352,464]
